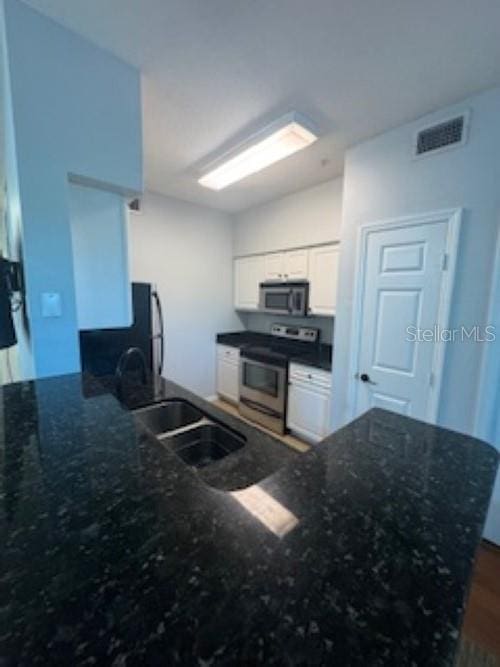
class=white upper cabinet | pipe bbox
[284,249,308,280]
[308,244,340,316]
[264,249,308,281]
[264,253,286,281]
[234,244,339,314]
[234,256,265,310]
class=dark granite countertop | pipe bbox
[217,330,333,371]
[0,372,497,666]
[216,330,271,349]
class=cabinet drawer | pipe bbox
[289,363,332,390]
[217,345,240,364]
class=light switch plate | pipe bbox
[41,292,62,318]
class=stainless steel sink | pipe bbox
[133,400,203,437]
[168,424,245,468]
[134,399,246,468]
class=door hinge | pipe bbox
[441,252,449,271]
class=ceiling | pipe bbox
[21,0,500,212]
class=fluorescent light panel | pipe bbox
[199,114,317,191]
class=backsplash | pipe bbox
[239,312,334,345]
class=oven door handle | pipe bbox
[239,396,283,419]
[240,357,286,374]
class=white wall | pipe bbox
[332,86,500,437]
[129,192,241,398]
[2,0,142,378]
[69,183,132,330]
[233,178,343,256]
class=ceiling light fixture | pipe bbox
[198,112,318,191]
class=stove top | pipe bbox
[241,324,320,368]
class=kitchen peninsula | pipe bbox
[0,373,497,666]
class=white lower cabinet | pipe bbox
[287,363,332,443]
[216,345,240,403]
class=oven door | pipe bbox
[239,357,286,415]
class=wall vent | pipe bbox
[414,112,469,158]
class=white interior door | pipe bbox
[353,218,453,421]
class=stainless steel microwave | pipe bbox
[259,281,309,317]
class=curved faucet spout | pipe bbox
[115,347,148,400]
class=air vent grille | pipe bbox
[415,114,467,156]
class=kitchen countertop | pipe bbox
[0,372,498,665]
[83,372,300,492]
[217,330,333,371]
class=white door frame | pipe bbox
[346,208,462,424]
[474,224,500,446]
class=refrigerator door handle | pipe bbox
[152,290,165,376]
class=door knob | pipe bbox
[357,373,377,385]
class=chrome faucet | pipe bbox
[115,347,148,400]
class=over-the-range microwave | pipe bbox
[258,281,309,317]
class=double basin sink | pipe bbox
[133,399,245,468]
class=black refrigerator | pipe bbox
[79,282,164,378]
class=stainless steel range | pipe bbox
[239,324,319,434]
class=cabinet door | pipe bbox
[217,357,239,403]
[287,381,331,443]
[264,253,285,281]
[308,244,340,316]
[234,256,265,309]
[284,249,308,280]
